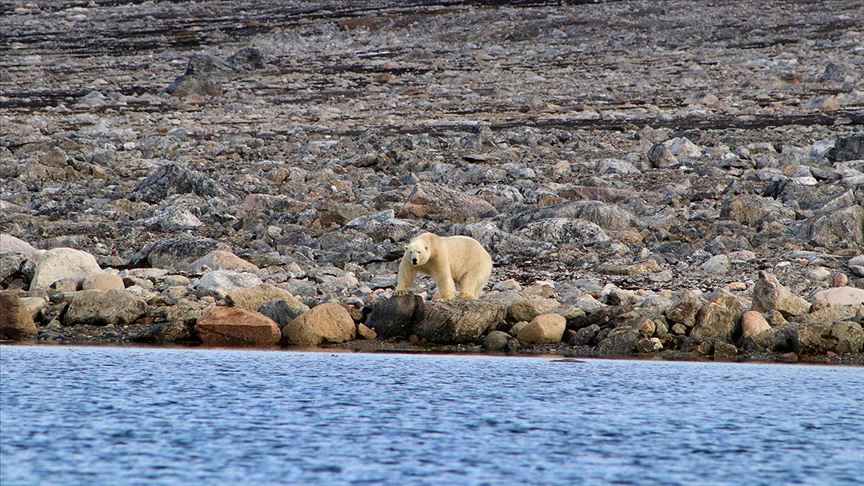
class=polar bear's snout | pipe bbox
[411,257,419,265]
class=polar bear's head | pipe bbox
[405,238,431,267]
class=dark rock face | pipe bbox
[132,236,230,272]
[832,135,864,162]
[226,47,265,71]
[413,300,506,344]
[596,327,638,357]
[366,294,424,339]
[164,74,222,97]
[130,163,233,203]
[258,300,308,327]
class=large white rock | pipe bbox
[195,270,262,300]
[0,234,38,256]
[812,287,864,308]
[29,248,101,290]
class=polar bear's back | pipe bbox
[439,235,492,279]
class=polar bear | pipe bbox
[394,232,493,301]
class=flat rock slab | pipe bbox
[414,300,506,344]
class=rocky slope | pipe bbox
[1,0,863,363]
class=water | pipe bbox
[1,346,862,486]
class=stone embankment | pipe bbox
[2,1,863,363]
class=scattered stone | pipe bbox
[700,254,731,274]
[130,163,233,204]
[283,303,357,346]
[134,236,231,272]
[189,250,260,274]
[398,182,497,222]
[195,306,281,346]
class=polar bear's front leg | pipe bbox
[394,256,417,296]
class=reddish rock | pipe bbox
[195,306,280,346]
[741,311,771,338]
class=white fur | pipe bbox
[394,233,493,300]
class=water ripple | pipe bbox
[1,347,863,485]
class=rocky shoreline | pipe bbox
[2,1,863,364]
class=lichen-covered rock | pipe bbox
[596,327,638,356]
[413,300,506,344]
[63,289,146,326]
[484,330,511,351]
[752,271,810,317]
[666,290,708,327]
[797,321,864,355]
[257,299,310,327]
[691,290,743,342]
[283,303,356,346]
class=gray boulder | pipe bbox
[366,294,424,339]
[414,300,506,344]
[63,289,146,326]
[133,236,230,272]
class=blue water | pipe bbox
[1,346,862,485]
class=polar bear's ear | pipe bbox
[403,245,409,251]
